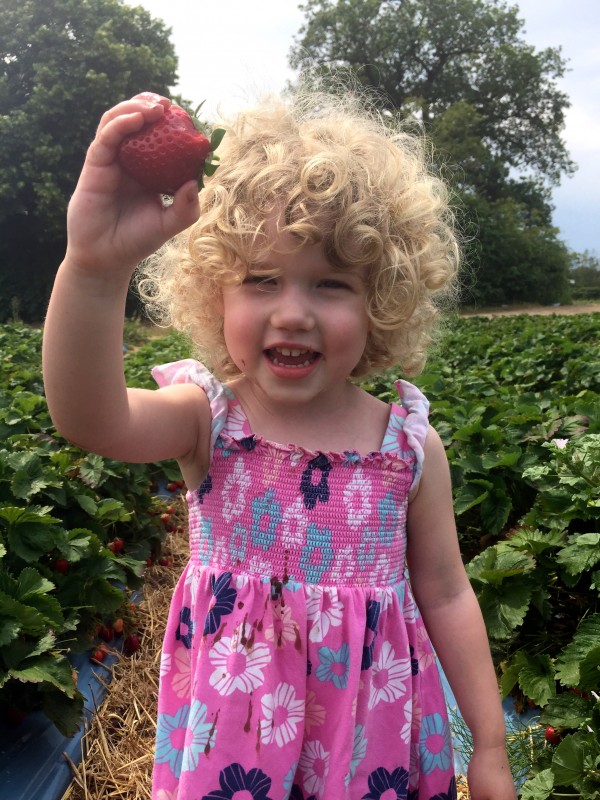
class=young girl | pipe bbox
[43,90,516,800]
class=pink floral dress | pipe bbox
[151,360,456,800]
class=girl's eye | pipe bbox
[242,275,278,290]
[319,278,350,290]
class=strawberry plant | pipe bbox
[0,323,175,735]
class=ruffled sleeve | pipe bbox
[394,379,430,492]
[151,359,229,457]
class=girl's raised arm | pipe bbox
[407,427,517,800]
[42,94,209,479]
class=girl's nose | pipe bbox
[269,287,315,331]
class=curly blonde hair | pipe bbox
[137,88,459,378]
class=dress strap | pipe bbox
[151,359,229,457]
[382,379,430,492]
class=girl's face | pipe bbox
[221,226,370,412]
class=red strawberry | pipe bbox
[91,646,107,662]
[545,725,561,745]
[112,618,124,635]
[118,104,224,194]
[108,537,125,553]
[123,634,141,656]
[53,558,69,574]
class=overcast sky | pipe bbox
[129,0,599,256]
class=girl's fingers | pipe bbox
[161,180,201,239]
[96,93,170,134]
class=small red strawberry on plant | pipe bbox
[123,634,141,656]
[53,558,69,574]
[118,102,225,194]
[545,725,561,745]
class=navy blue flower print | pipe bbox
[361,599,381,670]
[362,766,409,799]
[290,785,316,800]
[300,453,332,510]
[203,572,237,635]
[197,473,213,503]
[201,762,273,799]
[430,776,457,800]
[176,606,194,649]
[410,645,419,676]
[239,435,257,451]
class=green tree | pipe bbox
[0,0,178,321]
[290,0,574,305]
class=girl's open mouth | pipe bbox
[265,347,320,368]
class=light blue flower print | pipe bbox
[155,700,215,778]
[181,700,217,773]
[299,523,334,583]
[229,521,249,561]
[251,489,282,551]
[315,643,350,689]
[357,527,377,570]
[377,491,398,546]
[380,412,405,453]
[419,712,453,775]
[345,724,368,785]
[343,451,362,466]
[283,762,299,794]
[198,516,214,566]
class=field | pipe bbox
[0,312,598,799]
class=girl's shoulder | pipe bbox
[152,359,230,451]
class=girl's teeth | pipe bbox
[278,348,306,357]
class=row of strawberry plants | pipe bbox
[1,316,598,796]
[365,313,600,798]
[0,323,186,735]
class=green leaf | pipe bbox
[454,481,490,515]
[477,580,533,640]
[481,490,512,534]
[520,768,554,800]
[95,498,131,522]
[76,494,98,515]
[551,732,588,788]
[517,653,556,707]
[41,689,85,738]
[17,567,55,599]
[556,533,600,576]
[508,527,565,556]
[9,653,78,697]
[203,161,219,177]
[541,693,592,728]
[555,614,600,687]
[0,618,21,647]
[210,127,226,150]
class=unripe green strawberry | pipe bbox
[118,103,224,194]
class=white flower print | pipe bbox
[368,641,412,709]
[304,690,326,733]
[280,496,309,548]
[400,697,412,744]
[260,682,305,747]
[306,585,344,643]
[157,790,178,800]
[299,739,330,795]
[417,624,437,671]
[172,646,191,699]
[209,636,271,696]
[264,603,298,648]
[329,544,357,584]
[226,401,249,438]
[343,467,372,528]
[160,651,172,678]
[221,458,252,523]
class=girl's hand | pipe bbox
[467,744,518,800]
[65,93,200,277]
